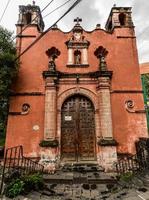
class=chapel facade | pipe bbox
[5,4,148,171]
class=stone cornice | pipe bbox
[43,70,113,79]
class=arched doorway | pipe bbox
[61,95,96,162]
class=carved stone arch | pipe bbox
[58,87,98,111]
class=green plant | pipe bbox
[0,26,18,137]
[5,179,24,198]
[39,139,59,148]
[4,173,44,198]
[22,173,44,193]
[0,137,5,146]
[120,172,134,182]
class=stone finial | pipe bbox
[94,46,108,71]
[96,24,101,29]
[33,1,36,5]
[46,47,61,71]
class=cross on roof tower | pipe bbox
[74,17,82,24]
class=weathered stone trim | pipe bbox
[97,138,118,146]
[10,92,45,96]
[111,90,143,93]
[43,70,113,79]
[66,64,89,68]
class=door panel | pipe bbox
[61,95,95,162]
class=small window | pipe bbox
[25,12,32,24]
[119,13,126,26]
[74,50,81,65]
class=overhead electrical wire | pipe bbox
[43,0,72,19]
[41,0,55,13]
[16,0,83,60]
[0,0,12,24]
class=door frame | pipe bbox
[60,94,96,162]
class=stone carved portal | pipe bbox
[61,95,96,162]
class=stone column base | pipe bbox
[97,146,117,172]
[39,147,60,173]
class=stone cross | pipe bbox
[74,17,82,24]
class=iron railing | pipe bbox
[115,155,140,175]
[0,145,44,194]
[136,138,149,169]
[116,138,149,175]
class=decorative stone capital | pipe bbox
[97,77,111,90]
[45,77,57,90]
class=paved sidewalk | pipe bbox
[1,185,149,200]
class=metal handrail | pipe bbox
[0,145,44,194]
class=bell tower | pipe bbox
[16,3,44,55]
[17,3,44,32]
[105,6,134,33]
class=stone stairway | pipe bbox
[42,163,117,199]
[43,163,116,185]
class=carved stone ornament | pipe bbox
[94,46,108,71]
[46,47,61,61]
[21,103,30,114]
[125,100,135,109]
[125,100,145,113]
[46,47,61,72]
[66,18,90,49]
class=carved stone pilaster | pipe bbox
[97,77,113,139]
[97,76,117,171]
[44,77,57,140]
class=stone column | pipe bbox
[67,48,73,65]
[97,76,117,171]
[98,77,113,138]
[44,77,57,140]
[82,48,88,65]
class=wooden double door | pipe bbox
[61,95,96,161]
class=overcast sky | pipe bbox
[0,0,149,63]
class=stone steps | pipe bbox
[43,163,117,185]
